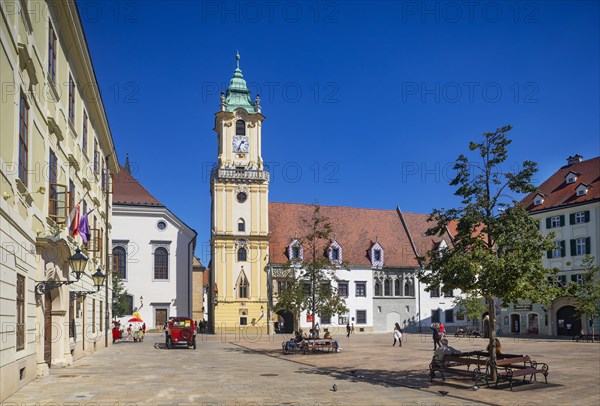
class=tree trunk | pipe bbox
[487,296,497,381]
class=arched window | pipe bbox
[237,247,247,262]
[154,247,169,279]
[112,246,127,280]
[238,218,245,232]
[238,272,248,298]
[394,278,401,296]
[404,280,414,296]
[236,120,245,135]
[384,279,391,296]
[374,282,381,296]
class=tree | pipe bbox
[112,272,129,318]
[274,205,348,332]
[419,126,557,377]
[454,293,486,328]
[570,256,600,341]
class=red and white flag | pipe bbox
[69,204,80,237]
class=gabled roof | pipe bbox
[112,165,163,207]
[521,156,600,212]
[268,202,443,267]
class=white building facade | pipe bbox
[112,164,197,328]
[503,155,600,337]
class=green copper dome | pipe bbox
[224,52,257,114]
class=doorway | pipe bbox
[557,306,581,336]
[44,293,52,367]
[510,314,520,333]
[275,310,294,334]
[155,309,167,328]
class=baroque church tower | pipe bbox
[209,53,270,334]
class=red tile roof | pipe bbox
[268,202,444,267]
[521,157,600,212]
[112,165,163,207]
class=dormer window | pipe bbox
[328,240,342,264]
[370,242,384,267]
[576,183,589,197]
[288,239,303,262]
[533,193,545,206]
[565,171,579,184]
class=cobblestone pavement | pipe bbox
[3,331,599,406]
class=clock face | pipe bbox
[232,136,249,153]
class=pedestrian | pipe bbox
[431,323,441,350]
[346,322,351,338]
[393,322,402,347]
[351,323,355,334]
[439,322,446,337]
[314,322,320,337]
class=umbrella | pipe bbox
[128,317,144,323]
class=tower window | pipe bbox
[237,192,247,203]
[238,272,248,298]
[238,218,245,232]
[238,247,247,262]
[236,120,246,135]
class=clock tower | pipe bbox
[209,53,270,334]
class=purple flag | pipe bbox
[78,209,94,244]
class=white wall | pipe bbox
[112,206,195,328]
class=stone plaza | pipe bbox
[3,331,599,406]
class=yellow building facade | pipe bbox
[209,54,270,335]
[0,1,118,400]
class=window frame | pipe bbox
[237,247,247,262]
[550,216,561,228]
[48,22,57,82]
[16,274,25,351]
[356,310,367,324]
[18,92,29,187]
[444,309,454,323]
[575,238,587,256]
[238,218,245,232]
[68,74,76,124]
[82,110,88,157]
[337,281,348,297]
[355,281,367,297]
[431,309,441,324]
[153,247,169,280]
[236,120,246,135]
[112,246,127,280]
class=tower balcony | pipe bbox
[211,167,270,183]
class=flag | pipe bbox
[78,209,94,245]
[68,204,80,237]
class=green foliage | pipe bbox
[454,293,486,325]
[420,126,558,369]
[569,256,600,332]
[274,205,348,330]
[111,272,129,318]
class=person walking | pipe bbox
[393,322,403,347]
[431,323,442,350]
[346,322,351,338]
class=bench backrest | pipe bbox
[444,355,488,365]
[495,355,531,366]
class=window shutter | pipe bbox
[546,250,552,259]
[585,211,590,223]
[546,218,551,229]
[561,241,566,257]
[569,213,575,225]
[559,215,565,227]
[585,237,591,254]
[570,239,576,256]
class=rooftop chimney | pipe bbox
[567,154,583,166]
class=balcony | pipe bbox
[211,167,270,183]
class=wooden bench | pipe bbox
[303,339,338,353]
[429,351,488,384]
[488,355,549,390]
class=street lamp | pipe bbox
[35,247,89,295]
[70,267,106,299]
[92,268,106,290]
[69,248,89,280]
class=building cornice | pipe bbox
[528,198,600,215]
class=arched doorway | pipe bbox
[275,310,294,334]
[510,314,520,333]
[557,306,581,336]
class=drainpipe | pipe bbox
[188,236,196,318]
[104,156,110,347]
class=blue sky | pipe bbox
[77,1,600,263]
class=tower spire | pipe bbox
[124,153,131,173]
[224,51,257,113]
